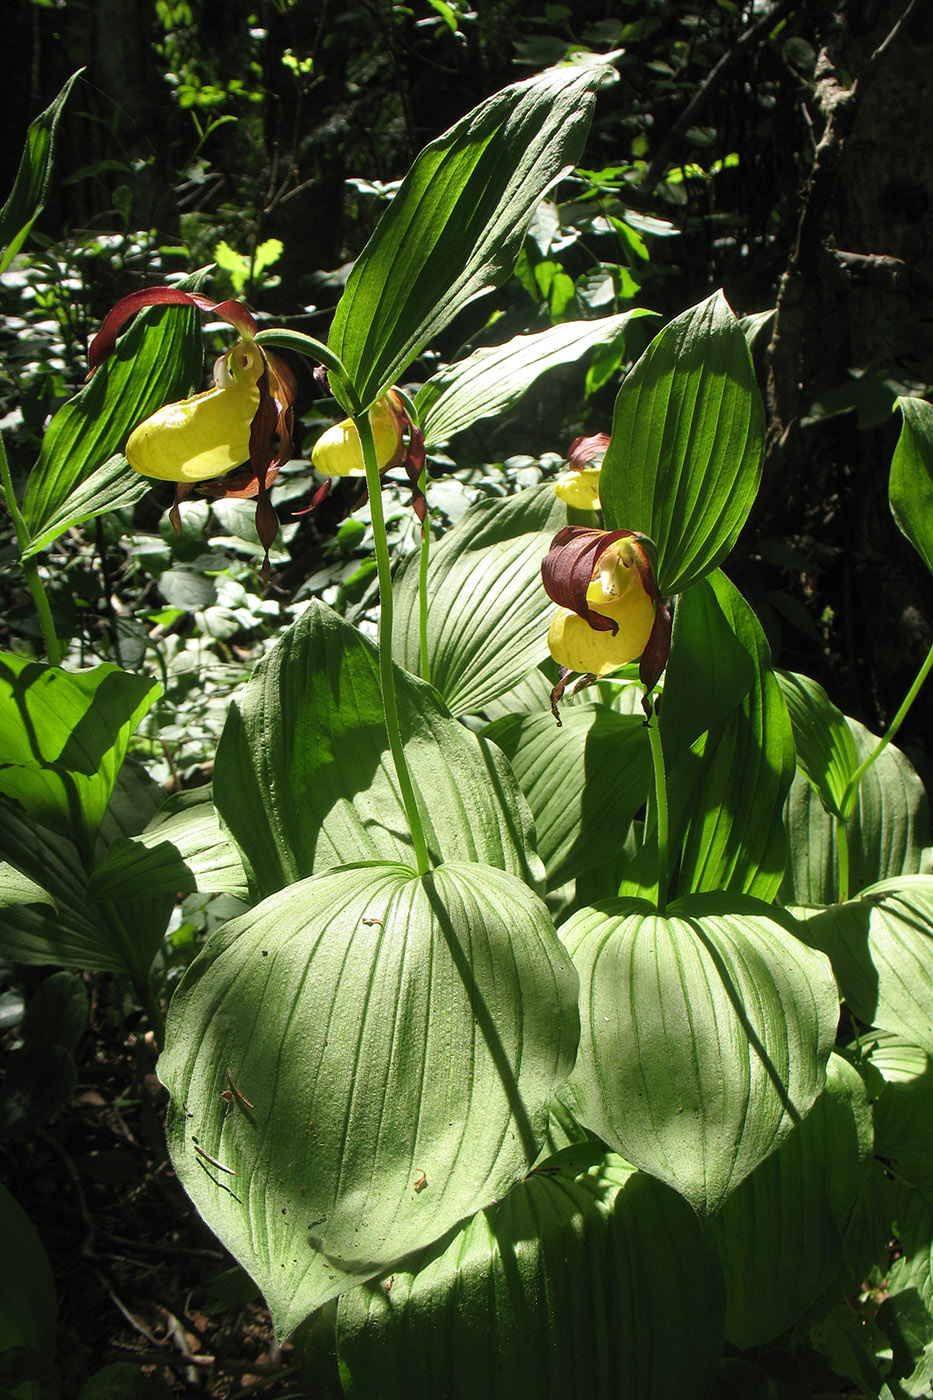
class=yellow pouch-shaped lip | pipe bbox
[547,570,656,676]
[311,397,402,478]
[126,343,263,483]
[553,466,601,511]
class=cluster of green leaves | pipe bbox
[2,56,933,1400]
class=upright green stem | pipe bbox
[840,639,933,814]
[643,697,670,915]
[356,409,431,876]
[418,468,431,682]
[0,432,62,665]
[835,819,851,905]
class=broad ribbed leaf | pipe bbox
[561,893,839,1215]
[600,291,765,595]
[213,599,541,899]
[708,1053,875,1348]
[891,397,933,575]
[661,573,796,902]
[0,656,160,856]
[393,483,567,716]
[800,877,933,1050]
[777,670,860,821]
[781,720,932,905]
[328,65,606,410]
[20,454,149,561]
[417,312,651,447]
[659,573,755,764]
[336,1144,724,1400]
[483,703,651,891]
[0,863,55,911]
[158,859,579,1338]
[0,71,80,273]
[22,283,204,542]
[0,777,171,978]
[87,787,249,902]
[870,1032,933,1192]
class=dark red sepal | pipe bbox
[541,526,636,634]
[87,289,258,374]
[639,601,672,691]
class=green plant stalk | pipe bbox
[102,900,166,1047]
[643,696,669,915]
[835,818,851,905]
[0,431,62,665]
[840,639,933,815]
[356,409,431,876]
[253,328,355,407]
[418,468,431,682]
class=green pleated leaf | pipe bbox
[891,397,933,575]
[328,65,606,410]
[0,863,55,912]
[336,1143,725,1400]
[417,311,652,447]
[800,877,933,1050]
[20,454,149,562]
[781,719,932,906]
[777,671,860,821]
[655,573,795,903]
[708,1053,875,1348]
[158,859,579,1338]
[483,703,651,891]
[869,1033,933,1194]
[87,787,249,902]
[600,291,765,595]
[393,483,567,717]
[0,773,171,979]
[22,284,204,546]
[0,656,160,857]
[560,893,839,1215]
[659,573,756,765]
[213,600,541,898]
[0,1184,56,1355]
[0,70,80,274]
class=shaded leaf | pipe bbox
[560,893,839,1215]
[0,70,80,273]
[891,397,933,575]
[600,291,765,595]
[708,1054,875,1348]
[781,720,932,906]
[158,859,579,1338]
[393,483,567,717]
[336,1144,725,1400]
[0,863,55,912]
[800,877,933,1050]
[0,656,160,857]
[328,65,606,410]
[417,312,652,447]
[20,455,149,562]
[213,601,542,900]
[0,1184,56,1353]
[483,702,651,891]
[776,670,860,821]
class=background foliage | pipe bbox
[1,0,932,1397]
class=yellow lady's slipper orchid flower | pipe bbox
[553,465,602,511]
[126,341,265,483]
[547,538,656,675]
[541,526,672,716]
[87,286,296,583]
[311,395,403,478]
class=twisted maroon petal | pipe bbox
[639,601,672,690]
[567,432,610,471]
[541,525,636,633]
[88,288,258,373]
